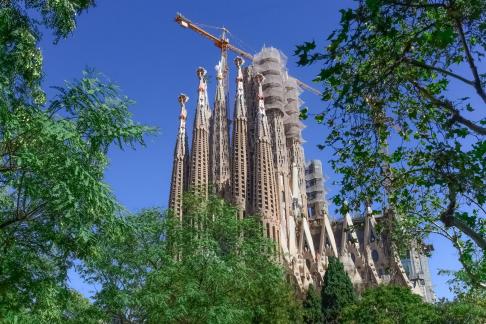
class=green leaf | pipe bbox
[299,107,309,120]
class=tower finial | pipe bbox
[178,93,189,129]
[255,72,265,85]
[178,93,189,105]
[235,56,245,94]
[196,67,207,96]
[234,56,245,69]
[196,67,207,86]
[195,67,210,123]
[196,67,206,77]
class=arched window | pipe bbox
[372,249,379,262]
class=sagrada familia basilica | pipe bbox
[168,47,435,302]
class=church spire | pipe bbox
[253,49,293,256]
[169,93,189,220]
[189,67,210,197]
[209,54,231,197]
[231,57,248,218]
[253,73,280,241]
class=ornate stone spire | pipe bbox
[253,48,294,253]
[166,46,435,299]
[209,55,231,197]
[231,57,248,219]
[243,65,258,217]
[252,73,280,241]
[189,67,211,197]
[169,93,189,220]
[285,77,309,218]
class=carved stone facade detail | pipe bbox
[169,48,434,302]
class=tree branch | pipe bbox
[410,81,486,135]
[439,188,486,251]
[455,18,486,104]
[387,1,449,9]
[403,57,475,86]
[0,203,46,230]
[0,217,21,230]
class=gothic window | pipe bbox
[372,249,379,262]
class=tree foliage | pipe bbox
[321,256,356,323]
[341,285,440,324]
[296,0,486,291]
[82,195,303,323]
[0,1,153,321]
[342,285,486,324]
[436,292,486,323]
[303,284,322,324]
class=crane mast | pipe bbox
[175,13,321,96]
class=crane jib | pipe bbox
[174,13,321,96]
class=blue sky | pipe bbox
[39,0,461,300]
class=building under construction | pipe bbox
[168,15,434,301]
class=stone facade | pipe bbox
[168,48,435,302]
[305,159,435,302]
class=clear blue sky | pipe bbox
[39,0,460,300]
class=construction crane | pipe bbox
[175,13,322,96]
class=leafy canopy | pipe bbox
[435,291,486,323]
[82,194,303,323]
[341,285,440,324]
[0,1,153,321]
[342,285,486,324]
[296,0,486,292]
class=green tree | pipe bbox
[321,256,356,323]
[341,285,439,324]
[303,284,322,323]
[83,194,303,323]
[0,1,153,321]
[436,292,486,324]
[296,0,486,291]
